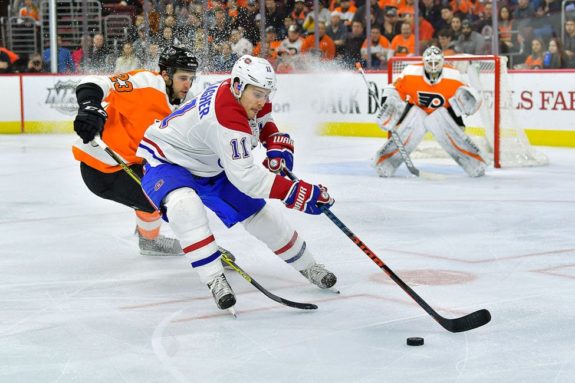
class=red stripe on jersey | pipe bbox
[269,174,294,200]
[215,79,252,135]
[141,136,167,158]
[183,235,215,253]
[275,231,298,255]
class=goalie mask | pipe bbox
[422,46,444,84]
[230,55,277,100]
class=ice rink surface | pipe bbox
[1,134,574,383]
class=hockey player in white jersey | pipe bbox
[136,55,337,311]
[374,46,487,177]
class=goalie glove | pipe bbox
[262,133,294,175]
[376,86,406,132]
[283,180,334,215]
[449,86,482,117]
[74,100,108,144]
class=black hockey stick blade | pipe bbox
[439,308,491,333]
[221,253,318,310]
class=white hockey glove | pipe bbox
[376,86,406,132]
[449,86,482,117]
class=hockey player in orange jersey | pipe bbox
[374,46,487,177]
[72,46,200,256]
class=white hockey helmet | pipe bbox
[422,45,444,84]
[230,55,277,99]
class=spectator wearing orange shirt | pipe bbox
[19,0,40,23]
[301,21,336,60]
[361,26,391,68]
[391,21,415,56]
[524,38,545,69]
[253,27,282,64]
[334,0,357,28]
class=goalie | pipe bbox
[374,46,487,177]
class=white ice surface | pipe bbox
[1,134,574,383]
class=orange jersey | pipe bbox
[393,63,466,114]
[72,70,175,172]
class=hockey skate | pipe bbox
[300,263,337,289]
[138,233,183,256]
[207,274,236,310]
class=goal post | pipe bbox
[387,55,548,168]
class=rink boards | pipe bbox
[0,70,573,147]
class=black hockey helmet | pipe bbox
[158,45,199,75]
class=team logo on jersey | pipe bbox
[417,92,445,109]
[154,179,164,191]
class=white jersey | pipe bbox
[137,79,287,200]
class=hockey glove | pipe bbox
[283,180,334,215]
[263,133,294,175]
[74,100,108,144]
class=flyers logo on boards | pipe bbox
[417,92,445,109]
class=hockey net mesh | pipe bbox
[389,55,548,167]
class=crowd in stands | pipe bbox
[2,0,575,75]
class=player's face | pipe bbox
[171,70,195,100]
[240,85,271,119]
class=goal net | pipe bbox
[388,55,548,168]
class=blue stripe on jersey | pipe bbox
[191,250,221,268]
[138,143,170,164]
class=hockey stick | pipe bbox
[90,137,317,311]
[355,63,420,177]
[282,165,491,332]
[221,252,318,311]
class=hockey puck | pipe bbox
[406,337,424,346]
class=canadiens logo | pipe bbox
[154,179,165,191]
[417,92,445,109]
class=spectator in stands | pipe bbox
[264,0,287,34]
[303,1,332,34]
[233,0,260,44]
[290,0,308,27]
[141,42,161,71]
[543,37,569,68]
[72,35,94,73]
[564,18,575,67]
[0,46,20,65]
[159,26,175,48]
[455,19,485,54]
[89,33,111,73]
[0,49,13,73]
[278,24,304,57]
[437,28,457,56]
[301,21,336,60]
[26,53,44,73]
[341,20,365,67]
[421,0,442,34]
[391,21,415,56]
[513,0,535,33]
[523,38,545,69]
[381,6,401,43]
[212,42,238,71]
[361,26,391,68]
[19,0,40,24]
[353,0,384,29]
[473,1,493,34]
[209,7,232,46]
[327,11,348,55]
[114,41,140,73]
[450,14,463,40]
[230,28,254,56]
[497,5,517,53]
[253,26,281,64]
[42,36,75,73]
[334,0,356,29]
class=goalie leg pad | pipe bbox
[242,205,315,271]
[164,187,223,283]
[373,106,427,177]
[424,108,487,177]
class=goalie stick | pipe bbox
[355,63,420,177]
[280,163,491,333]
[91,137,318,311]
